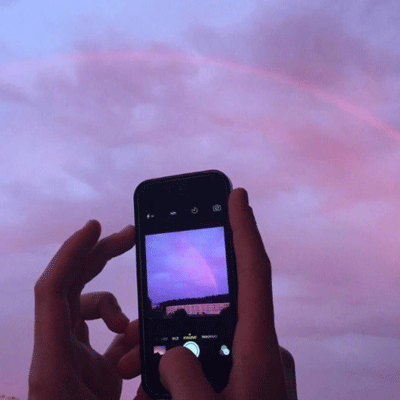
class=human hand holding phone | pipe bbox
[124,187,296,399]
[27,183,296,400]
[158,187,294,399]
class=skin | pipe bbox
[28,188,296,400]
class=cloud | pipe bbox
[284,333,400,399]
[0,81,32,104]
[1,1,400,399]
[1,15,398,302]
[0,0,19,7]
[26,44,202,148]
[189,8,400,85]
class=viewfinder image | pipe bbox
[146,227,229,318]
[153,346,167,356]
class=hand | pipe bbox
[28,221,138,400]
[124,188,297,399]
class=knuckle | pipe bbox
[34,278,62,300]
[102,292,119,308]
[33,279,48,299]
[103,291,117,301]
[33,280,42,295]
[81,290,112,301]
[81,291,119,312]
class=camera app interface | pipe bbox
[145,226,233,365]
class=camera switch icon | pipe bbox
[220,345,230,356]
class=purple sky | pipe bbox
[1,0,400,399]
[146,227,228,304]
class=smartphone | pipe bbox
[134,170,238,398]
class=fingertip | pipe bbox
[114,224,136,251]
[109,311,131,334]
[119,224,134,233]
[117,315,130,333]
[79,219,102,247]
[158,346,189,374]
[228,188,254,234]
[84,219,101,232]
[159,347,214,398]
[124,319,140,344]
[122,225,136,247]
[116,345,141,379]
[135,383,152,400]
[88,223,135,265]
[230,187,249,205]
[94,294,130,334]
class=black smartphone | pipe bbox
[134,170,238,398]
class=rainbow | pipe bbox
[1,48,399,143]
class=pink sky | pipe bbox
[1,1,399,398]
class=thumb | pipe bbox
[159,347,216,400]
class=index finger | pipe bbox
[31,220,101,380]
[35,220,101,298]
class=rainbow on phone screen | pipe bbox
[146,226,230,318]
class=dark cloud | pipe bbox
[188,4,400,87]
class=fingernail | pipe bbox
[85,219,95,227]
[119,224,133,233]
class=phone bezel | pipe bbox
[134,170,237,398]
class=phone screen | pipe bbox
[134,170,237,398]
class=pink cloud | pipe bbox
[1,2,400,399]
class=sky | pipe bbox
[0,0,399,399]
[147,227,228,304]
